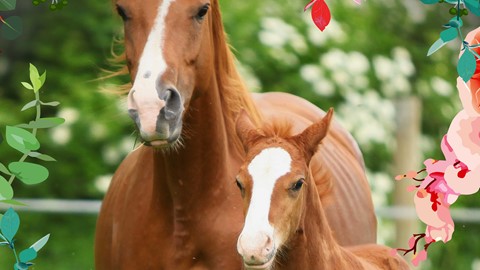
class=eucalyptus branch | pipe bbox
[0,64,58,270]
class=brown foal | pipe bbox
[235,109,409,270]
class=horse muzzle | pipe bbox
[127,87,184,147]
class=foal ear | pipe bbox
[292,108,333,160]
[236,110,262,151]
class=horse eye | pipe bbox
[196,4,210,20]
[116,4,129,21]
[290,178,305,192]
[235,178,245,197]
[235,178,243,190]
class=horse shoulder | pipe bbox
[95,146,156,268]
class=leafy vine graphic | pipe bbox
[32,0,69,11]
[0,64,65,269]
[423,0,480,82]
[0,0,68,41]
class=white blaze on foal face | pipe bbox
[245,147,292,232]
[237,147,292,267]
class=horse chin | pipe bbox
[243,258,275,270]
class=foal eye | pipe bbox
[116,4,129,21]
[290,178,305,192]
[196,4,210,20]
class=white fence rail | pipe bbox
[1,199,480,223]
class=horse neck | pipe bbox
[280,168,366,269]
[151,1,259,207]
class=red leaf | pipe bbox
[311,0,331,31]
[304,0,317,11]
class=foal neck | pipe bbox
[280,169,363,269]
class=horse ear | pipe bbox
[236,110,262,151]
[292,108,333,161]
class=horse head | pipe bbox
[234,109,333,270]
[115,0,216,147]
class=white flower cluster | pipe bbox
[373,47,415,98]
[258,17,307,66]
[49,107,79,145]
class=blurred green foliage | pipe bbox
[0,0,478,269]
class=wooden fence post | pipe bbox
[393,96,421,266]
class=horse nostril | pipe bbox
[163,88,182,120]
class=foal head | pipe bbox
[235,109,333,269]
[115,0,218,146]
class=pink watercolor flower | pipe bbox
[460,27,480,114]
[412,250,428,267]
[394,27,480,267]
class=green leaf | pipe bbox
[0,132,2,144]
[0,0,16,11]
[8,162,49,185]
[465,0,479,8]
[29,63,41,92]
[21,100,38,111]
[0,200,27,206]
[19,248,37,263]
[427,39,446,56]
[465,0,480,15]
[448,17,462,28]
[0,16,22,40]
[21,82,33,90]
[39,101,60,107]
[14,262,29,270]
[0,213,3,223]
[420,0,438,4]
[28,152,56,162]
[30,234,50,252]
[440,27,457,42]
[5,126,40,154]
[17,117,65,129]
[1,208,19,242]
[39,71,46,89]
[458,49,477,82]
[0,163,11,175]
[0,175,13,200]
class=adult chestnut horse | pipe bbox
[235,110,409,270]
[95,0,376,269]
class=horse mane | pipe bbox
[210,0,262,138]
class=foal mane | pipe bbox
[258,119,294,139]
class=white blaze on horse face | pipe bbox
[241,147,292,246]
[128,0,176,132]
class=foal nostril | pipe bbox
[162,88,182,120]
